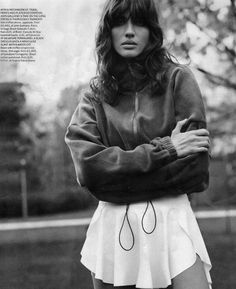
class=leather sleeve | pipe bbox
[65,93,178,190]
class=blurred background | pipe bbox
[0,0,235,288]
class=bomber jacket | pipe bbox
[65,63,209,204]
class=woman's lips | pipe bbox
[122,41,137,45]
[121,41,137,49]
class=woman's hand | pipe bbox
[171,119,210,158]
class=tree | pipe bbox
[158,0,236,153]
[157,0,236,204]
[0,82,38,216]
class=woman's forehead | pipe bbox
[109,3,147,21]
[109,0,148,17]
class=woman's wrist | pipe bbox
[151,136,178,160]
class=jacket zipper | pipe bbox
[132,92,139,139]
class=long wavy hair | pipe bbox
[90,0,177,105]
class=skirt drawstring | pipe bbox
[119,201,157,251]
[118,204,135,251]
[141,200,157,234]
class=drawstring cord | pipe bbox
[118,204,135,251]
[141,200,157,234]
[118,201,157,251]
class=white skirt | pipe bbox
[81,194,212,289]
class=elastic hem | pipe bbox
[159,136,178,160]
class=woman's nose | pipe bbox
[124,19,135,38]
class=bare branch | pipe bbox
[195,66,236,90]
[231,0,236,18]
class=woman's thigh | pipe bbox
[92,272,175,289]
[91,258,208,289]
[91,273,136,289]
[172,255,209,289]
[91,273,173,289]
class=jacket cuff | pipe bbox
[151,136,178,160]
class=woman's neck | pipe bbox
[112,54,149,92]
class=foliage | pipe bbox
[19,84,96,212]
[24,0,235,211]
[158,0,236,157]
[0,189,94,218]
[2,1,235,217]
[0,82,38,196]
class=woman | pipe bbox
[65,0,212,288]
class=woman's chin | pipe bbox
[119,50,141,58]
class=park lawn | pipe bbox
[0,232,235,289]
[202,232,236,289]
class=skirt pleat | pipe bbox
[81,194,212,289]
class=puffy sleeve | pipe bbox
[65,93,177,192]
[166,65,210,192]
[65,65,210,204]
[89,65,210,203]
[173,65,207,129]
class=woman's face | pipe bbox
[111,18,150,58]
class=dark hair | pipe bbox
[90,0,177,105]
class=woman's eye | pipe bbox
[112,17,127,27]
[111,16,147,28]
[133,17,146,27]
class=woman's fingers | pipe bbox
[172,119,188,135]
[191,146,209,153]
[194,137,210,146]
[171,128,210,157]
[199,141,210,148]
[190,129,209,136]
[171,121,211,158]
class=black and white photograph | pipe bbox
[0,0,235,288]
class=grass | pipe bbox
[202,232,236,289]
[0,240,92,289]
[0,231,236,289]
